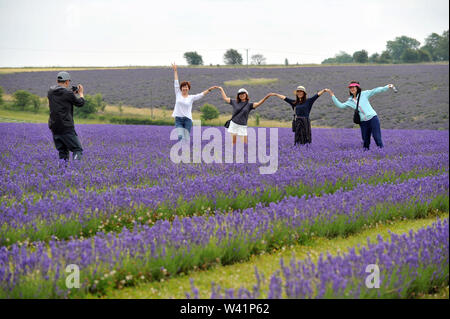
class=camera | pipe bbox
[71,85,79,93]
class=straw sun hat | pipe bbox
[293,85,306,95]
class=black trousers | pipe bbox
[294,117,312,145]
[52,130,83,160]
[359,116,383,150]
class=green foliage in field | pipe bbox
[0,86,3,105]
[74,93,105,118]
[12,90,42,112]
[255,113,260,126]
[13,90,32,110]
[200,103,220,122]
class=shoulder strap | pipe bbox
[355,92,361,111]
[231,102,248,121]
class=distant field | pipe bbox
[0,94,294,128]
[0,64,448,129]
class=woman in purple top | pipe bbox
[270,86,326,145]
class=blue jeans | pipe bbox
[360,116,383,149]
[175,116,192,141]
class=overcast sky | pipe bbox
[0,0,448,67]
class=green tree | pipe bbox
[284,58,289,66]
[386,35,420,62]
[74,93,100,118]
[334,51,353,63]
[369,53,380,63]
[93,93,106,112]
[30,94,42,113]
[422,32,442,61]
[183,51,204,65]
[435,30,449,61]
[200,103,220,122]
[401,48,419,63]
[353,50,369,63]
[223,49,243,65]
[322,51,353,64]
[417,49,432,62]
[378,50,392,64]
[13,90,32,110]
[255,113,260,126]
[321,57,337,64]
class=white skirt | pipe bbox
[227,120,248,136]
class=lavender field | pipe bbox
[0,122,448,299]
[0,64,448,129]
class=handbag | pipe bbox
[353,92,362,125]
[224,102,248,128]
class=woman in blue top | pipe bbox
[270,86,326,145]
[325,81,395,149]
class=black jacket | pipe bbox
[47,85,85,134]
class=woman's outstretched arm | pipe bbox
[269,93,287,100]
[253,94,272,108]
[191,86,220,102]
[172,63,181,96]
[218,87,231,104]
[324,89,354,109]
[202,86,220,96]
[365,84,393,98]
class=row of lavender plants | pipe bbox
[1,151,447,245]
[1,174,448,298]
[188,218,449,299]
[1,124,448,199]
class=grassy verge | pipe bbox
[224,78,278,86]
[93,213,449,299]
[0,94,295,128]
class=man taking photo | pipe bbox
[47,71,85,161]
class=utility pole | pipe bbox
[246,49,249,68]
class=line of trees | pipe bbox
[183,49,270,66]
[322,30,449,64]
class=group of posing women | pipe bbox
[171,63,396,149]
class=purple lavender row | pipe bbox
[1,124,448,199]
[0,174,447,298]
[1,151,447,243]
[191,218,449,299]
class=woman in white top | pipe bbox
[171,63,218,141]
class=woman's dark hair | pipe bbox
[294,91,307,105]
[236,92,249,103]
[180,81,191,90]
[348,81,361,97]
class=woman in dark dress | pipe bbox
[270,86,327,144]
